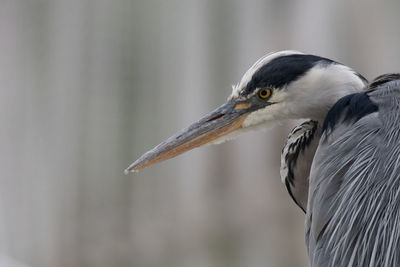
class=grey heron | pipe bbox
[126,50,400,266]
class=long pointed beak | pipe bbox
[125,100,253,173]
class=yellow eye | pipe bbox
[258,88,272,99]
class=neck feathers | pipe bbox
[285,63,367,122]
[281,120,320,212]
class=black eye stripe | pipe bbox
[242,54,336,96]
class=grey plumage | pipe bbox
[306,75,400,266]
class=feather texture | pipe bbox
[307,76,400,266]
[281,120,319,212]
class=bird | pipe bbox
[125,50,400,266]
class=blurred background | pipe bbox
[1,0,400,266]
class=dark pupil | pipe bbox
[261,90,267,96]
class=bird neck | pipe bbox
[287,65,367,123]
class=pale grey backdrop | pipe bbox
[1,0,400,266]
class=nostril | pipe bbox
[206,114,224,122]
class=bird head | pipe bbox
[125,50,366,173]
